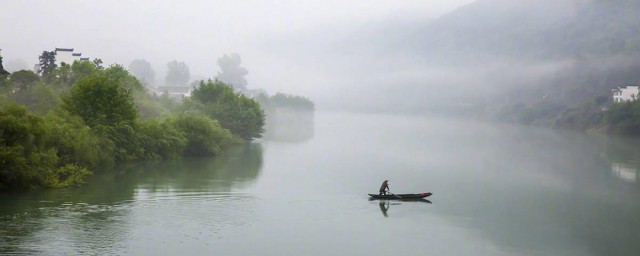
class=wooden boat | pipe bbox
[368,192,432,200]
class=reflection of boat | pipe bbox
[368,192,432,200]
[379,201,389,217]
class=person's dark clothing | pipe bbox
[379,181,389,195]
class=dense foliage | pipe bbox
[0,53,9,76]
[37,51,56,80]
[603,101,640,136]
[170,113,234,156]
[190,79,265,140]
[63,74,138,127]
[0,57,264,191]
[0,104,91,190]
[489,93,640,137]
[269,93,315,111]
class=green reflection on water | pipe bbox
[0,143,263,255]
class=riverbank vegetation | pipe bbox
[485,93,640,137]
[254,92,315,142]
[0,54,267,191]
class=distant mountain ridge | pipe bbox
[408,0,640,64]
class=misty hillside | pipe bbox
[410,0,640,64]
[351,0,640,116]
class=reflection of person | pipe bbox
[379,201,389,217]
[379,180,389,195]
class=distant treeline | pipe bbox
[251,92,315,142]
[0,57,265,191]
[269,93,315,110]
[255,92,314,112]
[485,94,640,137]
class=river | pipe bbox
[2,111,640,255]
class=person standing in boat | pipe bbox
[379,180,390,195]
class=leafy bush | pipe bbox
[44,164,92,188]
[138,118,187,159]
[43,110,102,167]
[170,113,234,156]
[0,104,58,190]
[63,74,138,127]
[191,79,265,140]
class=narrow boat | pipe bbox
[368,192,432,200]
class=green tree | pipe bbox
[9,70,40,91]
[63,74,142,161]
[43,110,103,168]
[216,53,248,91]
[62,74,138,127]
[0,51,9,76]
[170,113,233,156]
[138,118,187,159]
[51,62,73,86]
[93,58,104,70]
[37,51,57,79]
[10,82,60,115]
[0,104,57,190]
[103,64,145,92]
[0,75,10,99]
[604,101,640,135]
[103,64,165,120]
[191,79,265,140]
[71,60,98,82]
[165,60,190,86]
[270,92,315,110]
[129,59,155,86]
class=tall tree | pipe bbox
[9,70,40,91]
[63,74,138,127]
[0,104,57,190]
[191,79,265,140]
[128,59,155,86]
[37,51,57,78]
[92,58,104,70]
[0,50,10,76]
[165,60,190,86]
[216,53,248,91]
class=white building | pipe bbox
[612,85,640,103]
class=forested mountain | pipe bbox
[393,0,640,128]
[409,0,640,64]
[361,0,640,117]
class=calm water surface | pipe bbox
[2,112,640,255]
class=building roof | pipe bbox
[614,85,640,89]
[79,57,90,61]
[55,48,74,52]
[72,53,82,56]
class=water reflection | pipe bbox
[0,143,264,255]
[601,135,640,183]
[263,109,314,143]
[426,127,640,255]
[611,162,638,183]
[379,201,389,217]
[136,143,263,191]
[372,199,432,218]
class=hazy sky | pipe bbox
[1,0,473,107]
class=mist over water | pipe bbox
[4,0,640,255]
[1,112,640,255]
